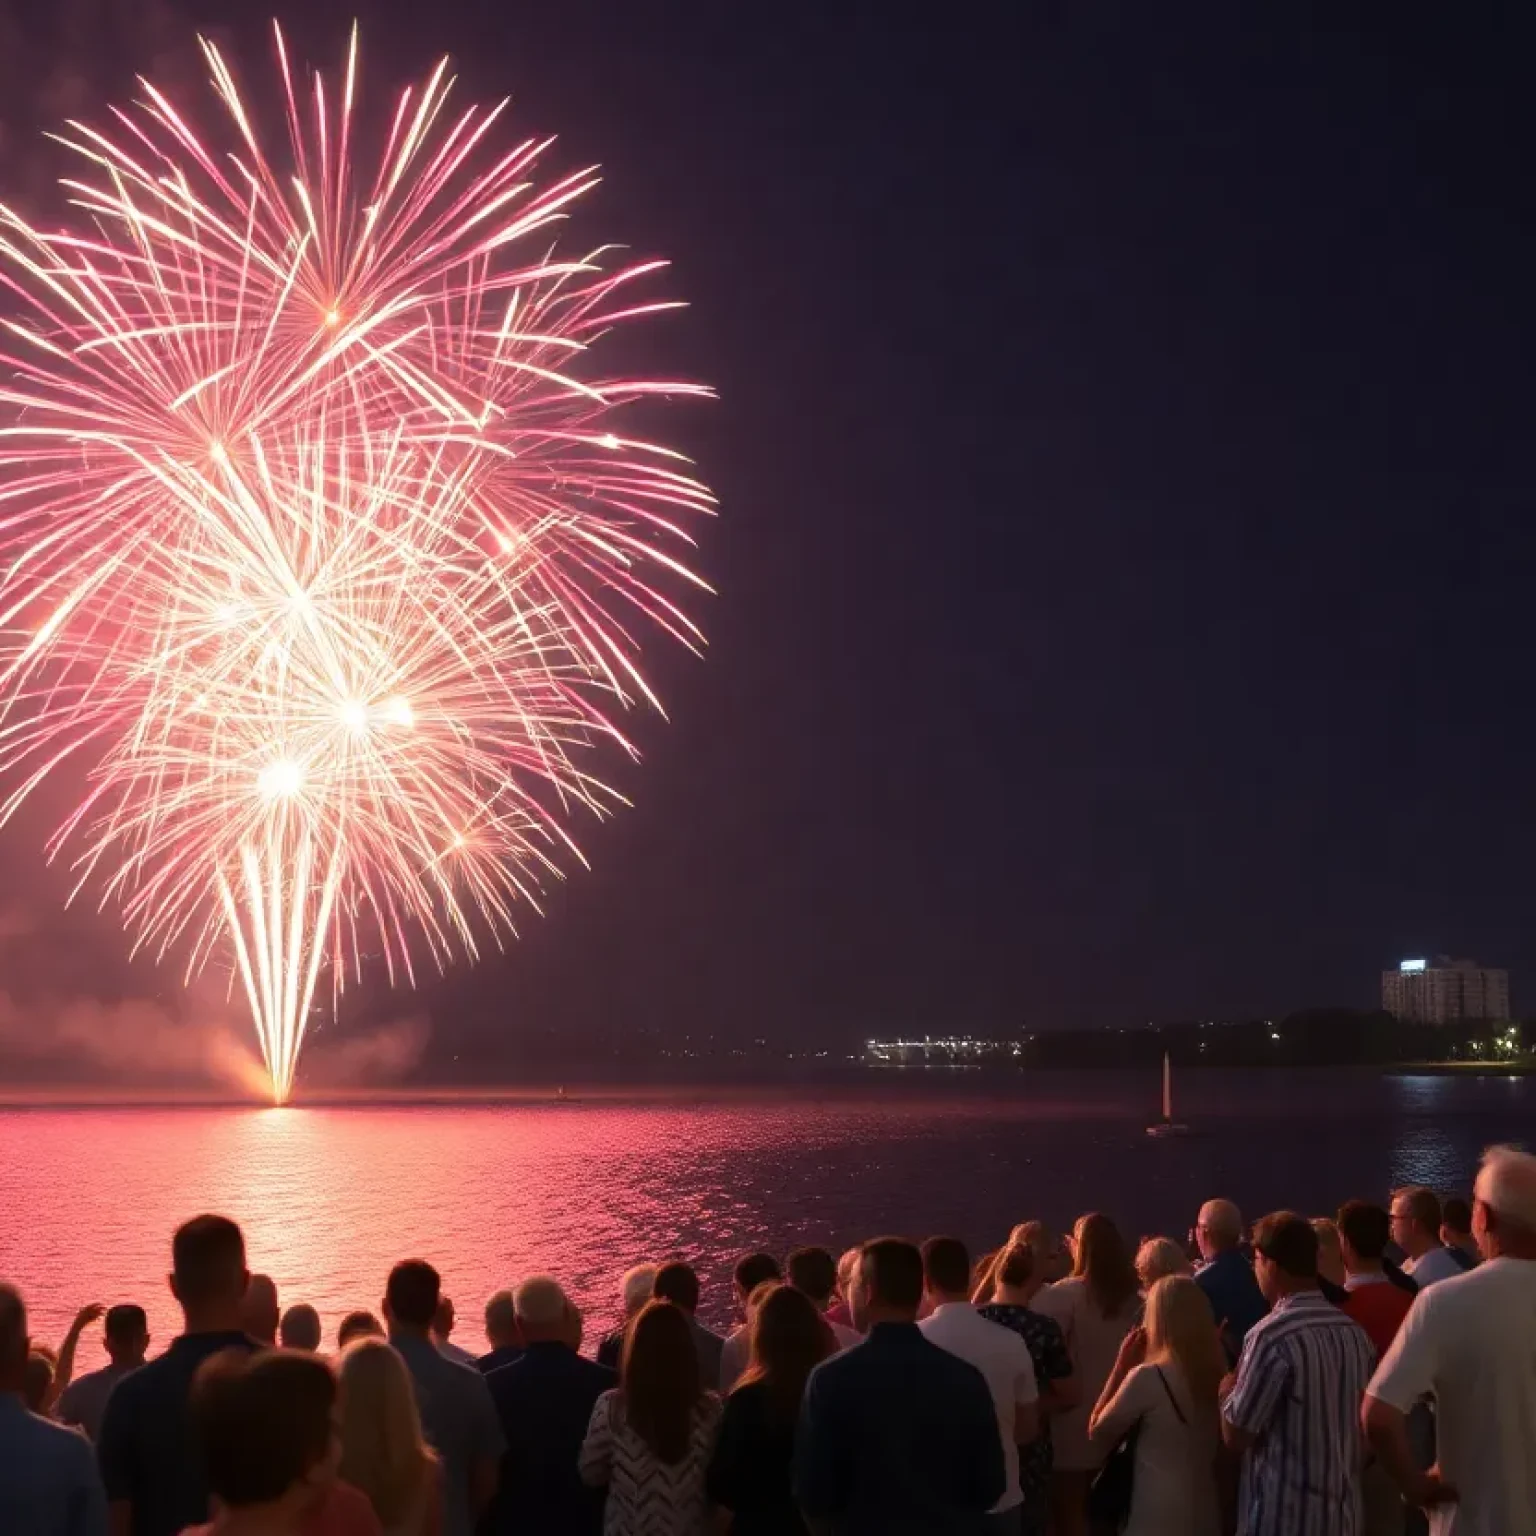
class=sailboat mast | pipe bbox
[1162,1051,1172,1121]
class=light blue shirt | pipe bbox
[0,1394,108,1536]
[392,1332,505,1536]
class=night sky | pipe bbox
[1,4,1534,1075]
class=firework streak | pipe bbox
[0,25,712,1100]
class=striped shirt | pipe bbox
[1222,1290,1375,1536]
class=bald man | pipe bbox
[1193,1197,1268,1360]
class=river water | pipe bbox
[0,1068,1526,1348]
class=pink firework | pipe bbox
[0,25,713,1100]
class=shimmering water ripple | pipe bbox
[0,1069,1526,1350]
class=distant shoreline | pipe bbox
[1383,1060,1536,1077]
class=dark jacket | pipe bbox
[484,1341,617,1536]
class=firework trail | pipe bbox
[0,25,713,1100]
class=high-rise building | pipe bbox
[1382,956,1510,1024]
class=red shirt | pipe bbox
[180,1478,382,1536]
[1341,1277,1412,1356]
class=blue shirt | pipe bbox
[392,1332,506,1536]
[1195,1248,1269,1359]
[793,1321,1005,1535]
[1223,1290,1376,1536]
[0,1395,107,1536]
[484,1340,615,1536]
[96,1330,256,1536]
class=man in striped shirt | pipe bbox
[1221,1212,1376,1536]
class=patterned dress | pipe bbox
[579,1388,723,1536]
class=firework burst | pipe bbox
[0,25,713,1100]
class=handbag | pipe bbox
[1087,1366,1186,1530]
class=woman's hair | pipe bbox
[1072,1213,1140,1318]
[337,1337,438,1524]
[736,1283,832,1423]
[192,1349,336,1507]
[621,1300,702,1465]
[1135,1236,1192,1289]
[23,1349,54,1412]
[1143,1275,1225,1405]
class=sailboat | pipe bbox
[1145,1050,1190,1136]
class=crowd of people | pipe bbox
[4,1143,1535,1536]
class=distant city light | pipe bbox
[1400,958,1427,972]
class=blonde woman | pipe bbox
[337,1336,442,1536]
[1087,1276,1223,1536]
[1135,1237,1193,1291]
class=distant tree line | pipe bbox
[1019,1010,1528,1069]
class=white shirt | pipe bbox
[1402,1246,1464,1288]
[1367,1256,1536,1536]
[920,1300,1038,1512]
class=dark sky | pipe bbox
[2,3,1535,1070]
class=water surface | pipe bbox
[0,1068,1525,1348]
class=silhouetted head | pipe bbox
[279,1304,322,1352]
[740,1282,832,1422]
[786,1247,838,1309]
[193,1349,338,1512]
[483,1290,518,1350]
[1390,1186,1443,1261]
[652,1262,701,1316]
[1336,1201,1391,1272]
[337,1311,384,1349]
[1474,1144,1536,1260]
[241,1274,280,1345]
[732,1253,781,1318]
[514,1276,580,1349]
[171,1215,249,1331]
[431,1295,457,1342]
[1311,1219,1346,1287]
[104,1304,149,1369]
[1072,1214,1140,1318]
[920,1236,971,1303]
[0,1285,27,1395]
[385,1261,441,1336]
[1135,1237,1192,1289]
[1195,1199,1243,1261]
[620,1300,701,1464]
[851,1238,924,1329]
[1252,1212,1318,1303]
[1440,1196,1474,1248]
[620,1264,659,1319]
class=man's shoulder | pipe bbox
[13,1407,96,1465]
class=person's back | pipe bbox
[385,1261,505,1536]
[653,1262,725,1391]
[57,1305,149,1444]
[0,1283,108,1536]
[97,1215,257,1536]
[1223,1214,1375,1536]
[1192,1200,1268,1359]
[579,1299,722,1536]
[1366,1147,1536,1536]
[794,1238,1005,1535]
[485,1278,614,1536]
[182,1348,380,1536]
[917,1237,1037,1526]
